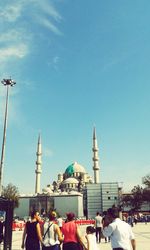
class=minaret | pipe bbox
[35,134,42,194]
[92,127,100,183]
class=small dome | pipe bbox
[62,177,79,185]
[42,187,53,194]
[65,162,86,176]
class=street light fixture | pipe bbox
[0,78,16,195]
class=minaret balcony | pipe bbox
[93,166,100,170]
[92,157,99,161]
[35,170,42,174]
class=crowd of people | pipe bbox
[20,206,137,250]
[21,211,86,250]
[122,214,149,226]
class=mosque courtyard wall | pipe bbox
[54,194,83,218]
[14,193,84,219]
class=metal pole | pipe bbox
[0,85,9,195]
[0,78,16,196]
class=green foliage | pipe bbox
[121,194,132,208]
[131,185,143,211]
[143,174,150,188]
[121,185,143,211]
[121,182,150,212]
[143,188,150,202]
[2,183,19,209]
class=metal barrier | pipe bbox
[75,219,95,225]
[12,221,25,231]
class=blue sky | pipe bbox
[0,0,150,194]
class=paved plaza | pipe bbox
[9,222,150,250]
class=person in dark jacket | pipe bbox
[21,210,43,250]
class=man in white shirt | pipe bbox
[95,212,103,243]
[102,207,136,250]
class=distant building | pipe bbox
[86,182,122,218]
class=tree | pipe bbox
[2,183,19,209]
[121,194,132,209]
[131,185,143,211]
[143,174,150,188]
[143,188,150,202]
[121,185,143,212]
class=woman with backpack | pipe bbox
[42,211,63,250]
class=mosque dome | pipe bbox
[65,162,86,176]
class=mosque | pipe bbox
[38,128,99,195]
[42,161,93,194]
[15,128,122,219]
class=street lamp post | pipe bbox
[0,78,16,196]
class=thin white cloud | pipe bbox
[0,1,63,68]
[47,56,60,70]
[0,44,28,61]
[27,0,62,35]
[0,29,30,43]
[0,27,31,72]
[38,1,62,22]
[37,17,62,35]
[53,56,60,70]
[0,1,63,132]
[0,3,22,22]
[43,147,53,157]
[53,56,60,64]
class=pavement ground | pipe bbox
[2,222,150,250]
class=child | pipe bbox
[85,226,98,250]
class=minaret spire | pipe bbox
[35,134,42,194]
[92,127,100,183]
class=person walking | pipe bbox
[57,215,63,231]
[21,210,43,250]
[42,211,63,250]
[85,226,98,250]
[95,212,103,243]
[102,207,136,250]
[0,217,4,244]
[102,216,110,243]
[61,212,85,250]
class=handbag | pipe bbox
[43,223,53,240]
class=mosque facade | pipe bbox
[36,127,100,195]
[35,128,122,217]
[42,161,93,195]
[15,128,122,218]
